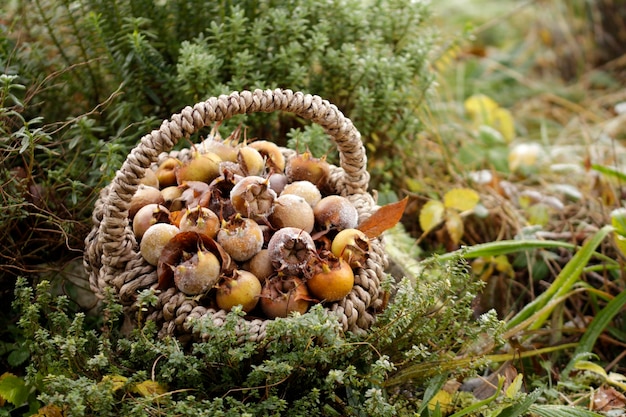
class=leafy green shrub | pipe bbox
[3,254,503,416]
[5,0,436,170]
[1,0,437,287]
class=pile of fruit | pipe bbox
[129,133,372,320]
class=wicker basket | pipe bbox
[84,89,388,342]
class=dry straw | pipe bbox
[84,89,388,342]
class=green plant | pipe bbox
[0,72,112,287]
[1,0,439,298]
[4,0,436,176]
[2,246,508,416]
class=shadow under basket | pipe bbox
[83,89,389,343]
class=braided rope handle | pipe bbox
[100,89,370,266]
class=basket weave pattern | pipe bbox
[84,89,388,341]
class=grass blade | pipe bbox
[434,240,576,262]
[528,404,603,417]
[563,288,626,376]
[496,389,541,417]
[592,163,626,182]
[417,373,448,415]
[431,237,617,266]
[505,225,613,332]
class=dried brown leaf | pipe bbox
[358,197,408,239]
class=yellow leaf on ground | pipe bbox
[99,375,128,392]
[575,360,626,390]
[446,211,464,245]
[443,188,480,212]
[405,177,424,193]
[526,203,551,226]
[419,200,445,234]
[575,360,608,378]
[493,255,514,278]
[505,373,524,399]
[132,380,167,397]
[33,405,64,417]
[493,107,515,142]
[464,94,499,126]
[428,389,454,414]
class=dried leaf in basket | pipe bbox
[358,197,408,239]
[156,231,234,290]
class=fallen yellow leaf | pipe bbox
[132,380,168,397]
[493,107,515,142]
[465,94,499,126]
[443,188,480,212]
[419,200,445,234]
[428,389,454,414]
[445,211,464,245]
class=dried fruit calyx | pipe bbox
[331,228,370,268]
[179,206,220,239]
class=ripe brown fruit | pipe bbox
[260,276,314,318]
[173,250,221,295]
[133,203,171,239]
[129,185,165,219]
[237,146,265,176]
[267,227,316,275]
[200,138,238,162]
[217,216,264,262]
[285,151,330,188]
[313,195,358,231]
[269,194,315,233]
[216,270,262,313]
[139,223,180,265]
[248,140,286,172]
[331,228,370,268]
[281,180,322,207]
[155,157,182,188]
[140,168,159,188]
[176,152,222,185]
[243,249,274,283]
[306,256,354,302]
[268,173,288,195]
[160,186,184,212]
[178,206,220,239]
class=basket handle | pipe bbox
[99,89,370,259]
